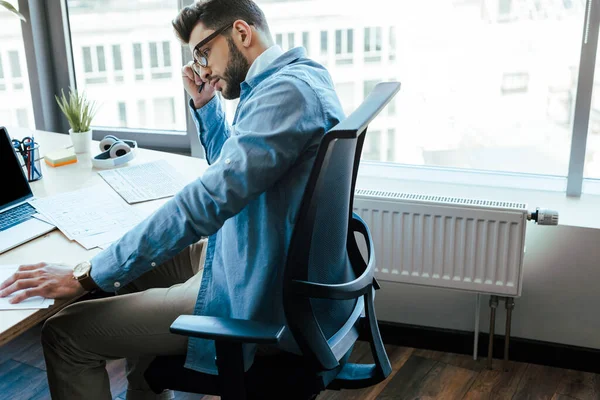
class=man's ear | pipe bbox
[232,19,253,48]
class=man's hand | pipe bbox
[0,263,85,304]
[182,61,215,109]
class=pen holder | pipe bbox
[23,142,42,182]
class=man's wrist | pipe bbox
[73,261,99,292]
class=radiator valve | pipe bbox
[527,208,559,226]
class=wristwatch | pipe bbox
[73,261,98,292]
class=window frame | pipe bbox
[15,0,600,194]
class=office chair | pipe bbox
[144,81,402,400]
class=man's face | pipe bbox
[189,22,250,100]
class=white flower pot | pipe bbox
[69,129,93,154]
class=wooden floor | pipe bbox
[1,323,599,400]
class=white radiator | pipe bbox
[353,189,528,297]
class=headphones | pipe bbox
[92,135,138,169]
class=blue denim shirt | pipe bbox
[91,47,345,374]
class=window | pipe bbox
[389,26,396,61]
[68,0,185,132]
[0,13,34,128]
[118,102,127,127]
[364,27,382,63]
[302,31,310,54]
[80,45,108,84]
[137,99,147,128]
[386,129,396,162]
[8,50,23,90]
[112,45,124,82]
[16,108,29,129]
[149,41,172,80]
[335,82,355,116]
[153,97,176,129]
[320,30,328,55]
[275,32,295,51]
[0,54,4,91]
[133,43,144,80]
[335,29,353,65]
[363,130,382,161]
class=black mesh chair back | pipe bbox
[283,81,400,388]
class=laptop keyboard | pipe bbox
[0,203,36,232]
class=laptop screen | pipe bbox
[0,127,32,209]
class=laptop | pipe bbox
[0,127,55,254]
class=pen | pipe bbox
[198,82,205,93]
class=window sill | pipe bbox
[356,161,600,230]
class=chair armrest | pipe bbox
[170,315,285,345]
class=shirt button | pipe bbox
[114,282,121,288]
[151,262,156,267]
[225,158,231,164]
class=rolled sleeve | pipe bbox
[189,96,230,165]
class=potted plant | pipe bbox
[55,88,99,154]
[1,1,26,21]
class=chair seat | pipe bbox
[145,352,326,400]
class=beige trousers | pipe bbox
[41,238,208,400]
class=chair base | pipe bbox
[145,352,327,400]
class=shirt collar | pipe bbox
[242,47,306,92]
[245,45,284,82]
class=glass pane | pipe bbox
[287,32,295,49]
[96,46,106,72]
[320,30,328,54]
[8,51,22,78]
[335,29,342,54]
[68,0,186,132]
[149,42,159,68]
[83,47,93,73]
[162,41,171,67]
[256,0,583,175]
[364,27,370,52]
[112,45,123,71]
[0,8,35,129]
[275,33,283,47]
[586,42,600,178]
[302,31,309,54]
[133,43,143,69]
[347,29,353,53]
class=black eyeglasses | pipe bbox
[191,24,233,75]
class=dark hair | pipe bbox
[172,0,271,44]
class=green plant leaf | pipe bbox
[0,1,26,22]
[55,87,98,133]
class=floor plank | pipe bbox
[556,369,600,400]
[414,348,486,372]
[409,361,478,399]
[513,364,567,400]
[0,359,50,400]
[318,342,414,400]
[462,359,529,400]
[376,355,438,399]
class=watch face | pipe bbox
[74,262,91,278]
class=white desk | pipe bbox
[0,127,207,346]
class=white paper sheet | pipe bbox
[98,160,186,204]
[0,265,55,310]
[28,185,145,245]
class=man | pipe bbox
[0,0,345,399]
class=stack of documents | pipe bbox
[29,185,146,250]
[0,265,55,310]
